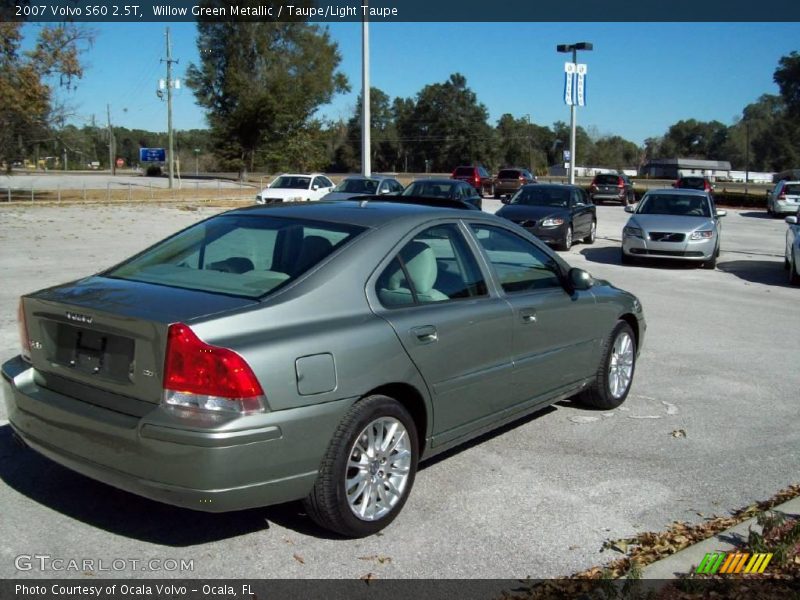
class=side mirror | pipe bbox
[786,216,798,225]
[624,205,636,213]
[312,184,319,191]
[568,268,594,291]
[716,209,727,218]
[501,197,510,204]
[380,188,391,194]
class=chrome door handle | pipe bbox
[411,325,438,343]
[520,310,537,324]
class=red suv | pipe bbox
[452,165,494,197]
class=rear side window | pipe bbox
[377,224,487,307]
[107,215,364,298]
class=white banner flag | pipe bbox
[564,63,576,106]
[576,64,587,107]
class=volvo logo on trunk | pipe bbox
[66,311,93,324]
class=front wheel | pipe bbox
[702,250,717,269]
[303,395,418,537]
[558,226,573,251]
[579,321,636,410]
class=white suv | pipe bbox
[768,180,800,217]
[785,207,800,285]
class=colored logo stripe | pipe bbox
[696,552,773,574]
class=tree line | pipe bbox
[2,17,799,176]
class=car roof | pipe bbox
[275,173,325,178]
[413,178,462,185]
[341,174,395,181]
[644,188,710,197]
[226,200,492,228]
[520,183,581,191]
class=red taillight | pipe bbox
[18,299,31,362]
[590,184,598,191]
[778,191,786,199]
[617,178,624,188]
[163,323,265,414]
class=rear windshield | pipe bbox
[106,215,365,298]
[594,174,621,185]
[453,167,474,176]
[497,170,521,179]
[333,178,379,194]
[402,181,457,198]
[783,184,800,195]
[637,194,711,217]
[271,175,310,189]
[510,186,570,207]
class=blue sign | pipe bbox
[139,148,166,162]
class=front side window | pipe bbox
[377,224,487,307]
[470,225,562,293]
[107,215,364,298]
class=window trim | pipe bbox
[464,222,568,297]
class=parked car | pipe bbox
[768,180,800,217]
[321,175,403,201]
[785,207,800,285]
[402,178,482,210]
[589,173,635,205]
[496,184,596,251]
[621,189,726,268]
[674,176,714,193]
[494,168,536,199]
[256,173,335,204]
[5,201,644,537]
[451,165,494,197]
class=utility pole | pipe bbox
[107,104,115,175]
[744,120,750,198]
[361,3,371,177]
[525,114,533,173]
[162,27,178,189]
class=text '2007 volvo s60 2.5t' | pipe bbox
[3,201,645,537]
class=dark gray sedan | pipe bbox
[3,201,644,537]
[496,184,597,250]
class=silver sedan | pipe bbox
[621,189,726,269]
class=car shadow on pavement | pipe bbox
[716,259,793,287]
[738,211,774,219]
[0,424,291,545]
[580,247,697,270]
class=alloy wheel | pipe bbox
[608,331,634,399]
[345,417,412,521]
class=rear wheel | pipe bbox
[558,226,573,251]
[579,321,636,410]
[583,220,597,244]
[303,395,418,537]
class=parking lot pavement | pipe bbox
[0,203,797,579]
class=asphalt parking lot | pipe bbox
[0,200,797,579]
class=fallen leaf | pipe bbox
[292,553,305,565]
[360,572,376,583]
[670,429,687,438]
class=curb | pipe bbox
[638,496,800,579]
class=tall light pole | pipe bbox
[162,27,178,189]
[361,4,371,177]
[557,42,592,185]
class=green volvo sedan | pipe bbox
[3,201,645,537]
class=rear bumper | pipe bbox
[774,200,800,214]
[2,356,355,513]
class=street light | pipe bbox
[557,42,593,185]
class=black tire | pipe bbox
[621,249,635,265]
[557,225,573,251]
[784,256,790,271]
[790,253,800,286]
[493,192,500,199]
[303,395,419,538]
[583,220,597,244]
[579,321,636,410]
[703,250,717,269]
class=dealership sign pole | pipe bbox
[557,43,592,185]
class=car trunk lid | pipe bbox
[22,276,257,406]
